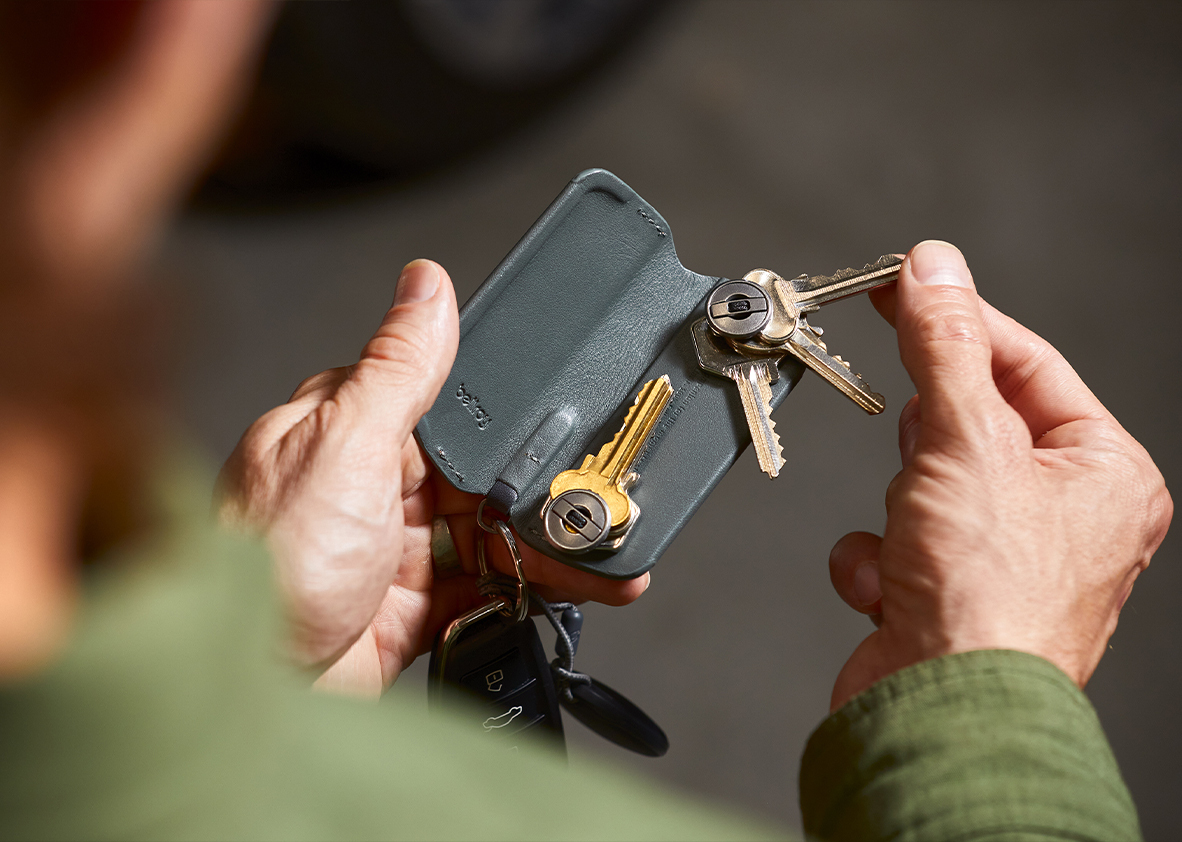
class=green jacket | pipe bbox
[0,458,1141,841]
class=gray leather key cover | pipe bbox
[415,169,804,579]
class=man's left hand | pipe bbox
[216,260,649,697]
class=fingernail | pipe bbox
[853,562,881,606]
[908,240,973,288]
[394,259,440,306]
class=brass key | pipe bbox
[544,376,674,552]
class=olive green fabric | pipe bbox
[0,454,777,842]
[800,651,1142,841]
[0,452,1140,841]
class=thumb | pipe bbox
[344,259,460,443]
[895,241,999,429]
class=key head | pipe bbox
[548,465,634,532]
[705,280,772,339]
[691,318,780,381]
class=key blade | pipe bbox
[549,375,674,532]
[692,318,786,478]
[778,254,902,312]
[592,375,674,483]
[731,363,785,478]
[787,324,885,414]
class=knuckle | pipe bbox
[988,407,1034,451]
[290,368,342,401]
[234,410,288,467]
[898,395,922,431]
[1145,480,1174,545]
[1091,436,1173,562]
[911,295,989,348]
[363,321,435,378]
[1121,444,1171,521]
[884,469,909,513]
[992,338,1055,399]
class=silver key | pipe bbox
[726,255,901,415]
[751,255,902,344]
[786,316,885,414]
[780,254,903,313]
[692,319,785,478]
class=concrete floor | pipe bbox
[164,2,1182,837]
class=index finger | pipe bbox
[978,300,1110,439]
[869,274,1110,439]
[447,514,651,607]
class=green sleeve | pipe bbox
[799,650,1141,842]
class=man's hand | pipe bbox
[216,260,648,697]
[827,240,1172,711]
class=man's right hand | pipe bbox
[826,240,1172,711]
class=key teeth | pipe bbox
[600,375,671,457]
[827,254,899,283]
[759,379,786,474]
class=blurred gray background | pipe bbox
[162,2,1182,837]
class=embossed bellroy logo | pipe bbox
[456,383,491,429]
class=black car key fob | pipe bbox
[427,523,668,759]
[428,607,565,754]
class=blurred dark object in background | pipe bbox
[197,0,669,208]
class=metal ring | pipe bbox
[430,515,463,580]
[475,516,530,624]
[475,498,499,534]
[495,521,530,624]
[475,518,493,578]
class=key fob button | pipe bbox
[479,682,549,737]
[460,648,533,701]
[430,611,566,752]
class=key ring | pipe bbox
[475,513,530,624]
[475,498,500,534]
